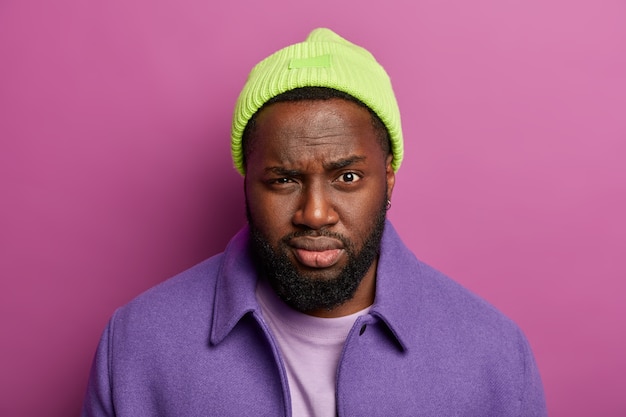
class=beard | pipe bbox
[246,196,388,313]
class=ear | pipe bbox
[385,153,395,200]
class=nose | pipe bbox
[292,182,339,230]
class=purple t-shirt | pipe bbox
[257,278,370,417]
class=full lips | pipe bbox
[288,236,345,268]
[293,248,344,268]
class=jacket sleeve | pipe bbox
[518,328,548,417]
[80,317,116,417]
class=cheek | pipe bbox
[246,187,295,232]
[335,190,385,228]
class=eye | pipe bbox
[337,172,361,183]
[267,177,297,187]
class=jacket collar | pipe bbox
[369,221,424,351]
[209,227,259,345]
[210,221,423,351]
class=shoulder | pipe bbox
[111,254,224,335]
[416,260,526,357]
[416,259,516,333]
[375,227,545,412]
[378,222,526,356]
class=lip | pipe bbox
[289,236,344,251]
[288,236,345,268]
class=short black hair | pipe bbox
[241,87,391,169]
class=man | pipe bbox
[81,28,547,416]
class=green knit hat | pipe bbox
[231,28,403,175]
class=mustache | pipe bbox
[281,229,350,246]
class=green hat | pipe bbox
[231,28,403,175]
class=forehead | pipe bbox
[247,99,383,170]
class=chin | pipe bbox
[296,269,344,283]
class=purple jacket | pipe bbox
[81,221,547,416]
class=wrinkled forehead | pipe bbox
[246,100,385,173]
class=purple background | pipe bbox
[1,1,625,416]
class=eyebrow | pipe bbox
[264,167,301,176]
[323,155,367,170]
[264,155,367,176]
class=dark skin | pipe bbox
[244,98,395,318]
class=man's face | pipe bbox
[244,98,395,316]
